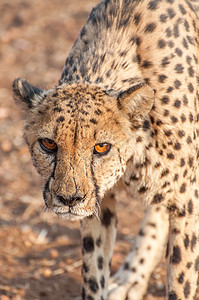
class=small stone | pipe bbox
[43,268,52,277]
[50,249,59,258]
[1,141,12,152]
[24,240,32,248]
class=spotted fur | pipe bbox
[13,0,199,299]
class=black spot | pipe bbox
[101,208,114,227]
[173,24,180,38]
[82,287,86,300]
[94,109,102,115]
[154,162,161,168]
[166,27,172,37]
[171,116,178,123]
[188,156,194,167]
[174,79,181,89]
[179,4,186,15]
[148,0,159,10]
[139,258,144,264]
[181,114,186,122]
[158,39,166,49]
[195,256,199,271]
[54,107,63,112]
[174,142,181,150]
[87,295,94,300]
[183,37,188,49]
[180,158,185,167]
[167,86,173,93]
[184,281,190,298]
[174,174,179,181]
[175,64,184,74]
[194,189,199,198]
[141,60,153,68]
[96,236,102,247]
[156,120,163,126]
[167,153,175,160]
[90,118,97,124]
[135,37,142,46]
[139,186,148,193]
[161,96,169,104]
[175,48,182,57]
[188,200,193,214]
[133,13,141,25]
[168,291,177,300]
[158,74,167,83]
[178,130,185,138]
[186,136,192,144]
[164,130,172,136]
[178,205,186,217]
[180,183,186,193]
[168,41,174,48]
[145,23,156,33]
[88,276,99,293]
[184,19,190,32]
[188,83,194,93]
[162,56,170,67]
[97,256,104,270]
[136,136,143,143]
[83,236,95,252]
[139,229,145,236]
[166,241,169,258]
[178,272,184,284]
[191,234,197,251]
[183,94,188,105]
[130,174,139,181]
[161,169,169,178]
[124,262,130,270]
[183,169,187,178]
[184,234,190,249]
[142,119,150,131]
[82,262,89,273]
[167,8,176,19]
[56,116,65,123]
[100,275,105,289]
[188,66,194,77]
[153,193,164,203]
[160,14,167,23]
[186,262,192,269]
[171,246,181,264]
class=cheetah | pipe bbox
[13,0,199,299]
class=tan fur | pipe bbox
[13,0,199,299]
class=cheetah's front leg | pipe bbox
[108,205,169,300]
[166,198,199,300]
[80,193,117,300]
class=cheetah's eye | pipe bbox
[39,138,58,153]
[94,143,111,156]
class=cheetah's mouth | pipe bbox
[51,205,94,221]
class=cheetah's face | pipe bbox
[13,79,154,220]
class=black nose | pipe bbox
[56,193,84,207]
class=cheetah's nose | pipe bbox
[56,193,85,207]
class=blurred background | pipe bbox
[0,0,197,299]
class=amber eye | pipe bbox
[39,138,57,153]
[94,143,111,155]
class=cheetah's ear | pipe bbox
[117,83,154,119]
[13,78,43,112]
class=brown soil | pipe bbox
[0,0,198,299]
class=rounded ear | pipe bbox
[13,78,43,111]
[117,83,154,118]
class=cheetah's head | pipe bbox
[13,78,154,220]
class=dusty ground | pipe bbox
[0,0,198,299]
